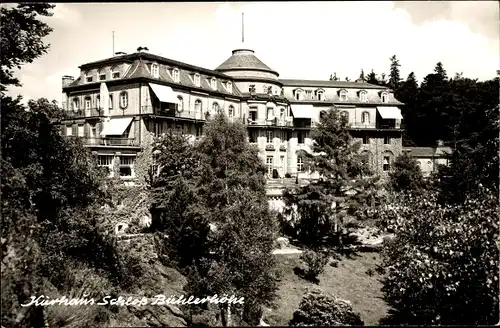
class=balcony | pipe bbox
[265,144,275,151]
[247,118,293,127]
[63,108,102,119]
[64,136,138,147]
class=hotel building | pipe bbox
[60,46,404,185]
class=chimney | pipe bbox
[115,51,126,56]
[62,75,75,87]
[137,46,150,53]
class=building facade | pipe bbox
[60,47,404,184]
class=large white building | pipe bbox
[60,46,404,186]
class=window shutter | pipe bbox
[72,124,77,136]
[84,123,90,137]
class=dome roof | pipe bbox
[215,49,278,76]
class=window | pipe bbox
[340,90,348,101]
[381,92,389,103]
[119,92,128,109]
[341,111,349,122]
[151,63,159,78]
[280,107,285,120]
[228,105,234,117]
[384,135,391,144]
[267,107,274,120]
[297,157,304,172]
[267,86,273,94]
[359,90,368,102]
[266,156,274,175]
[98,69,106,81]
[362,111,370,124]
[78,124,84,137]
[383,156,390,171]
[320,110,327,119]
[211,77,217,90]
[298,131,305,144]
[317,90,324,101]
[177,96,184,112]
[363,135,370,144]
[227,81,232,93]
[249,107,257,121]
[72,98,79,111]
[85,71,93,83]
[96,95,100,109]
[98,155,114,166]
[266,130,274,143]
[120,156,135,165]
[84,97,91,110]
[212,102,220,113]
[196,126,203,137]
[111,67,120,79]
[295,89,302,100]
[66,125,73,136]
[109,94,113,109]
[194,73,201,87]
[172,68,180,82]
[195,99,202,112]
[249,84,256,93]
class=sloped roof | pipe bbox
[405,147,436,157]
[215,49,278,75]
[280,79,384,89]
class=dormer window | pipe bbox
[316,89,325,101]
[151,63,159,78]
[210,77,217,90]
[294,89,303,100]
[249,84,256,93]
[226,81,233,93]
[112,66,120,79]
[85,71,93,83]
[267,86,273,94]
[194,73,201,87]
[359,90,368,102]
[98,68,106,81]
[381,91,389,103]
[172,68,180,82]
[340,90,348,101]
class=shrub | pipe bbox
[378,187,499,325]
[289,289,364,326]
[300,250,329,281]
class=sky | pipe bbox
[5,1,499,104]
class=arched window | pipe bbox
[317,90,324,101]
[151,63,159,78]
[212,102,220,113]
[172,68,180,82]
[177,96,184,112]
[340,90,348,101]
[359,90,368,102]
[85,71,93,83]
[211,77,217,90]
[119,91,128,109]
[295,89,302,100]
[194,73,201,87]
[72,98,80,111]
[226,81,233,93]
[195,99,202,112]
[98,68,106,81]
[84,97,91,110]
[228,105,234,117]
[362,111,370,124]
[381,92,389,103]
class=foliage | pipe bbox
[377,188,499,325]
[388,152,425,193]
[388,55,402,90]
[300,250,329,281]
[134,131,155,187]
[289,289,364,326]
[282,107,371,247]
[0,3,55,92]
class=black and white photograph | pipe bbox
[1,1,499,327]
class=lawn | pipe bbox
[263,251,389,326]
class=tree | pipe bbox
[358,69,365,82]
[388,152,425,193]
[329,72,339,81]
[289,289,364,326]
[0,3,55,93]
[388,55,402,90]
[378,188,499,325]
[365,69,379,85]
[282,107,370,247]
[395,72,418,146]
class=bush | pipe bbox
[300,250,329,281]
[285,173,291,178]
[378,187,499,325]
[289,289,364,326]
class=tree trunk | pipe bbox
[227,303,232,326]
[220,304,227,327]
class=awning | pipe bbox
[149,83,179,104]
[100,117,133,136]
[291,104,313,119]
[377,106,403,119]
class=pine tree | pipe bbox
[395,72,419,146]
[388,55,402,90]
[359,69,365,82]
[365,70,379,85]
[283,107,369,247]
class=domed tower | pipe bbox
[215,48,282,96]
